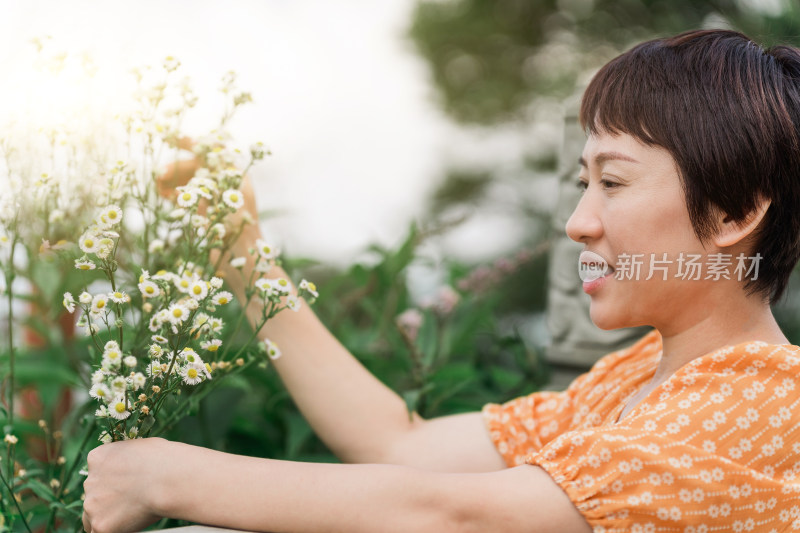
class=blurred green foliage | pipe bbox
[163,225,550,465]
[409,0,800,125]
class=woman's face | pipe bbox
[566,131,721,332]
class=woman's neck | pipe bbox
[653,297,787,385]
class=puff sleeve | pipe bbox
[482,331,662,466]
[526,341,800,532]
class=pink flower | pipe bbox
[395,309,424,342]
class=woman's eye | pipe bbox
[601,180,619,189]
[576,180,589,192]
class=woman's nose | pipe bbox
[565,191,603,244]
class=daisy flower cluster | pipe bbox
[0,47,317,529]
[65,198,318,442]
[56,59,318,443]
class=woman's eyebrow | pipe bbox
[578,151,641,167]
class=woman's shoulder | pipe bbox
[684,338,800,376]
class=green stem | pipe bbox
[45,419,97,532]
[0,460,31,533]
[5,235,17,485]
[153,358,258,437]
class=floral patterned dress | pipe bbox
[483,330,800,532]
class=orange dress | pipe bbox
[482,330,800,532]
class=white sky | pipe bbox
[0,0,561,265]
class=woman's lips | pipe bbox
[579,250,615,294]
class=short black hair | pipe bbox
[581,29,800,304]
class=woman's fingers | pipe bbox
[157,159,201,201]
[82,510,91,533]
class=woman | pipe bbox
[82,29,800,532]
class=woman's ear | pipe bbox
[712,197,771,248]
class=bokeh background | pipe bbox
[6,0,800,340]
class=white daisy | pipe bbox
[230,256,246,269]
[149,344,164,359]
[299,279,319,299]
[108,397,131,420]
[99,432,112,444]
[195,185,213,200]
[131,373,146,390]
[62,292,76,313]
[182,364,204,385]
[148,239,165,254]
[210,277,223,289]
[254,260,273,273]
[74,258,96,271]
[138,280,160,298]
[151,336,168,347]
[102,347,122,367]
[109,291,130,304]
[200,339,222,353]
[181,348,203,366]
[169,208,187,220]
[255,239,280,260]
[79,232,100,254]
[110,376,128,394]
[91,369,106,384]
[79,291,92,304]
[95,405,109,418]
[272,278,292,295]
[210,223,226,239]
[212,291,232,306]
[176,187,199,208]
[95,238,115,260]
[250,141,268,160]
[148,315,162,333]
[286,294,301,312]
[264,339,281,360]
[191,214,209,228]
[208,317,224,334]
[89,384,111,401]
[123,355,137,368]
[99,205,123,226]
[91,294,109,315]
[174,274,193,293]
[254,278,274,295]
[152,270,172,281]
[188,279,209,300]
[167,303,189,325]
[222,189,244,209]
[104,340,119,352]
[146,361,164,378]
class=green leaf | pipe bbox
[402,389,422,419]
[139,415,155,435]
[20,478,56,503]
[402,383,434,419]
[284,413,313,460]
[489,365,525,390]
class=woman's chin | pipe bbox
[588,304,631,331]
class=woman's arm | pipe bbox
[82,438,590,533]
[225,240,504,470]
[160,158,506,472]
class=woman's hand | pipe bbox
[82,438,175,533]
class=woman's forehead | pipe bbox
[581,132,675,169]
